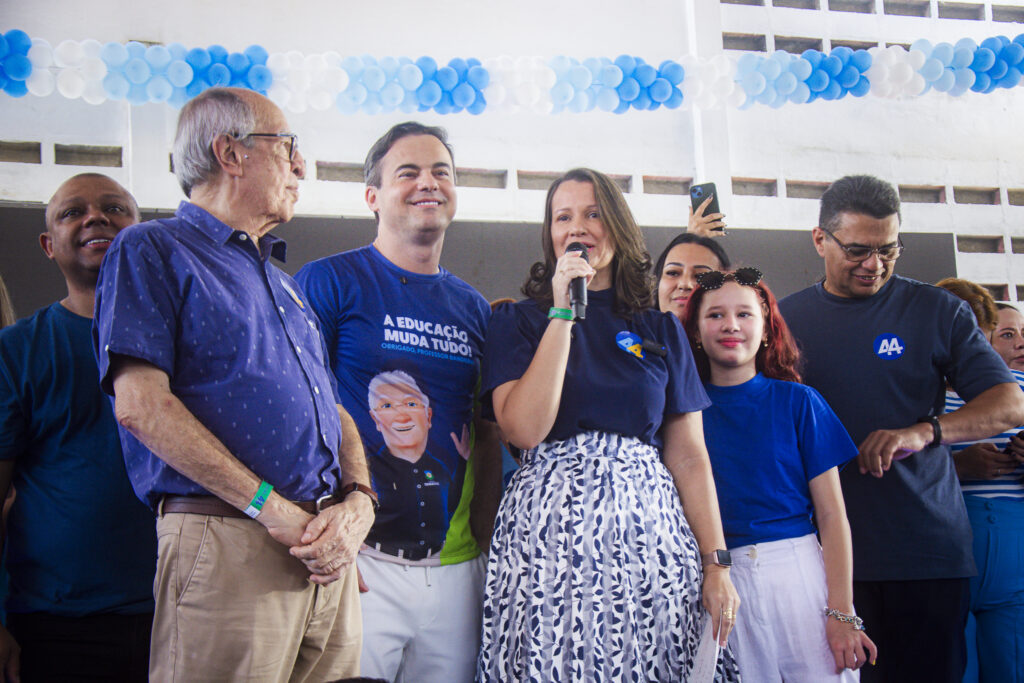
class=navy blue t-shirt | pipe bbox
[0,303,155,616]
[780,275,1012,580]
[482,289,709,447]
[297,245,490,564]
[703,373,856,548]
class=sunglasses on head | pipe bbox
[695,267,764,291]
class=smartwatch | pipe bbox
[701,549,732,568]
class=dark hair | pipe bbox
[653,233,731,280]
[997,303,1019,312]
[819,175,901,234]
[935,277,998,333]
[364,121,454,188]
[522,168,654,317]
[680,273,801,383]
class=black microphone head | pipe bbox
[566,242,589,263]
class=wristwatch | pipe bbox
[339,482,380,512]
[701,549,732,568]
[917,415,942,448]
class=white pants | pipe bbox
[358,553,485,683]
[729,533,859,683]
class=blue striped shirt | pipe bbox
[945,369,1024,500]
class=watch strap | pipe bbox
[339,482,380,512]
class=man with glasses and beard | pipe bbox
[780,174,1024,683]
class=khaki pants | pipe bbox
[150,512,361,682]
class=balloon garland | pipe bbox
[1,28,1022,113]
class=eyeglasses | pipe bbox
[821,228,903,263]
[246,132,299,161]
[695,267,763,291]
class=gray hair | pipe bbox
[172,88,258,197]
[367,369,429,410]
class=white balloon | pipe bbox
[498,56,515,72]
[514,56,534,75]
[321,66,348,93]
[322,51,342,68]
[680,78,703,98]
[514,82,540,106]
[27,43,54,69]
[286,51,305,70]
[713,76,735,98]
[266,84,291,107]
[305,54,328,73]
[907,73,926,95]
[908,50,926,70]
[532,99,554,114]
[286,93,308,113]
[889,62,913,84]
[80,57,107,82]
[31,37,52,49]
[308,87,332,111]
[535,66,557,89]
[266,53,289,76]
[483,57,501,72]
[82,78,107,105]
[485,83,507,105]
[54,40,85,67]
[80,39,103,59]
[56,68,86,99]
[711,53,733,78]
[726,86,747,107]
[287,68,312,92]
[866,64,889,83]
[25,69,55,97]
[871,81,893,98]
[695,89,717,110]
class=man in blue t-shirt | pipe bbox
[779,175,1024,683]
[297,122,501,683]
[0,174,156,680]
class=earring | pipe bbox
[243,154,249,159]
[695,338,702,349]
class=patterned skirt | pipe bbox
[477,431,741,683]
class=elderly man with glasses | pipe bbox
[93,87,376,681]
[779,174,1024,683]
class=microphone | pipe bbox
[566,242,588,320]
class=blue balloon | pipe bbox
[226,52,250,77]
[548,55,573,77]
[775,71,797,95]
[910,39,933,56]
[362,65,386,91]
[634,63,657,87]
[123,58,151,85]
[416,80,442,106]
[837,65,860,88]
[127,83,149,105]
[972,47,996,72]
[2,54,30,81]
[338,82,368,108]
[659,61,685,85]
[789,57,813,81]
[247,64,272,90]
[0,68,7,92]
[971,71,991,91]
[434,91,455,115]
[807,69,829,92]
[981,37,1003,54]
[207,45,228,64]
[398,63,424,90]
[451,82,475,108]
[361,92,382,115]
[244,45,268,65]
[951,47,973,69]
[186,77,209,98]
[206,63,231,87]
[801,49,824,69]
[360,54,378,68]
[919,58,943,82]
[821,55,843,77]
[584,57,603,78]
[447,57,468,81]
[737,52,760,74]
[954,68,976,89]
[435,66,458,91]
[989,58,1009,80]
[599,65,623,88]
[167,60,194,88]
[755,84,776,105]
[415,56,437,80]
[1002,42,1024,66]
[101,42,129,68]
[168,43,187,60]
[567,89,590,113]
[380,82,404,107]
[569,65,592,90]
[647,98,661,111]
[146,45,172,72]
[831,46,853,64]
[550,81,574,105]
[665,87,684,109]
[999,65,1022,88]
[3,78,27,97]
[821,80,842,100]
[851,49,872,72]
[789,81,811,104]
[931,43,954,67]
[613,54,636,76]
[596,87,619,111]
[147,76,173,101]
[126,41,146,59]
[399,89,418,113]
[466,65,489,90]
[933,68,955,92]
[4,30,31,55]
[1015,33,1024,47]
[613,99,630,114]
[467,92,486,115]
[849,75,871,97]
[379,56,400,79]
[757,58,782,81]
[649,77,672,102]
[0,35,9,61]
[631,90,652,110]
[168,86,190,108]
[186,48,211,73]
[956,38,979,52]
[741,70,767,96]
[102,72,130,99]
[616,76,640,102]
[340,56,363,79]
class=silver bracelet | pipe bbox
[824,607,865,631]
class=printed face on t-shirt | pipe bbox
[369,381,433,462]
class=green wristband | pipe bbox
[548,307,574,321]
[244,480,273,519]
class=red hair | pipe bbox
[679,274,802,384]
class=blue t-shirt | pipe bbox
[94,202,344,509]
[0,303,156,616]
[702,373,857,548]
[780,275,1013,580]
[482,289,709,447]
[297,245,490,565]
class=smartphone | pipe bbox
[690,182,723,232]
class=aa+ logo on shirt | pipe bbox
[874,333,905,359]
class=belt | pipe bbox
[160,494,343,519]
[367,539,440,562]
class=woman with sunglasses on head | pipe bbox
[677,268,877,682]
[477,168,741,682]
